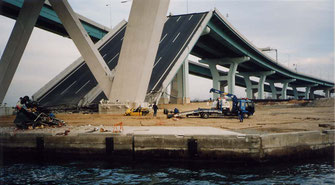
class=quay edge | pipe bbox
[0,130,334,163]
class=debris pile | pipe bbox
[13,96,66,130]
[307,98,334,107]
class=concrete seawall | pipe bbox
[0,127,334,162]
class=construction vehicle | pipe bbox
[166,88,255,119]
[124,106,150,116]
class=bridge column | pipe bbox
[309,89,315,99]
[268,82,279,99]
[108,0,170,106]
[292,86,299,99]
[240,71,275,99]
[267,79,296,99]
[242,74,257,99]
[324,89,331,98]
[200,56,250,99]
[182,60,190,104]
[0,0,45,104]
[219,81,227,97]
[290,84,317,99]
[305,87,311,99]
[170,61,189,104]
[159,86,169,104]
[49,0,113,98]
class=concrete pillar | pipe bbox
[219,81,226,97]
[281,82,289,99]
[269,82,277,99]
[49,0,113,98]
[309,89,315,99]
[323,89,331,98]
[207,63,223,99]
[200,56,250,99]
[268,79,295,99]
[182,60,190,104]
[239,71,275,99]
[305,86,311,99]
[170,61,189,104]
[228,62,239,94]
[243,75,253,99]
[159,86,169,104]
[292,87,298,99]
[0,0,45,103]
[252,89,258,99]
[109,0,170,106]
[258,75,267,99]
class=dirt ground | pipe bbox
[1,98,334,134]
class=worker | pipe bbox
[238,108,244,122]
[174,108,179,114]
[153,103,158,117]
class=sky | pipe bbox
[0,0,334,105]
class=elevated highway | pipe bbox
[0,1,333,107]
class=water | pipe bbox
[1,158,334,184]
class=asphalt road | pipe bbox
[38,13,206,107]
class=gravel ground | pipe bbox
[0,98,334,134]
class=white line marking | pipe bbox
[151,14,206,91]
[75,80,91,94]
[153,57,162,68]
[60,80,77,95]
[160,34,168,44]
[108,53,119,64]
[39,63,85,101]
[176,16,181,22]
[172,32,180,43]
[102,54,107,58]
[100,26,126,49]
[189,15,193,21]
[121,37,124,41]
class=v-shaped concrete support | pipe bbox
[0,0,45,104]
[49,0,113,98]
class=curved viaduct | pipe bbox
[0,0,333,107]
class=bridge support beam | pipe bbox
[0,0,45,104]
[49,0,113,98]
[240,71,275,99]
[170,61,190,104]
[267,79,296,99]
[200,56,249,99]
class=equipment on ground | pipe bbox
[165,88,255,120]
[124,107,150,116]
[14,97,66,129]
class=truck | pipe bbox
[166,88,255,120]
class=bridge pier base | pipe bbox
[0,0,45,104]
[200,57,249,100]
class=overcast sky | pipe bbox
[0,0,334,105]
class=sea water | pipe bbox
[1,158,334,184]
